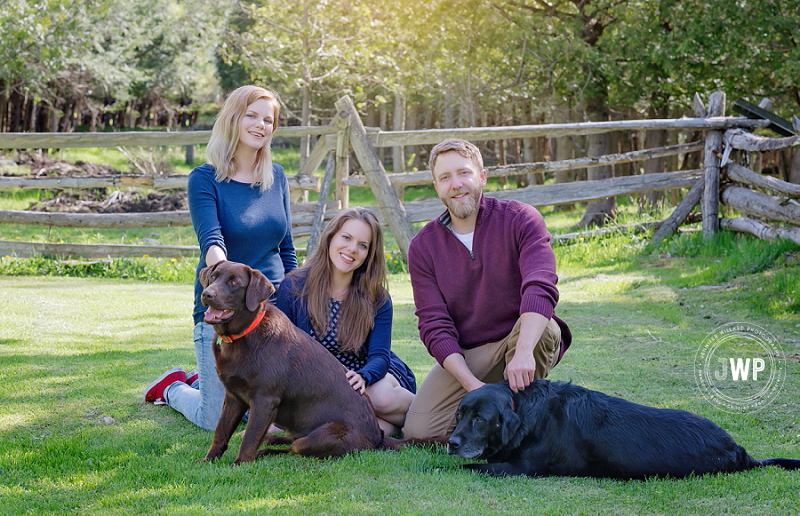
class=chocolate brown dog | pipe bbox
[448,380,800,479]
[199,260,405,465]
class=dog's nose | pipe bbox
[447,436,461,453]
[201,288,215,304]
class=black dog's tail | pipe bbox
[757,458,800,470]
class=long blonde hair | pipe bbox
[206,85,280,192]
[292,207,388,353]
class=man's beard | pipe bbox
[443,187,481,219]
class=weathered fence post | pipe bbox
[651,93,710,244]
[702,91,725,238]
[307,153,336,257]
[335,113,350,209]
[295,131,329,204]
[334,95,414,260]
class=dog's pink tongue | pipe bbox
[204,307,228,324]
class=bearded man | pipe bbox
[402,138,572,439]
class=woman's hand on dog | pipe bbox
[346,370,366,394]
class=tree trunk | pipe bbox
[551,102,575,211]
[300,1,311,171]
[511,103,524,187]
[8,89,24,132]
[366,96,378,127]
[682,131,703,170]
[551,134,575,211]
[392,92,405,199]
[88,103,98,133]
[406,99,422,170]
[666,128,681,205]
[577,92,615,228]
[443,90,456,129]
[642,105,669,208]
[127,102,135,128]
[379,100,388,163]
[780,149,792,182]
[491,109,505,186]
[0,80,6,132]
[789,148,800,185]
[392,92,405,174]
[300,75,311,170]
[34,101,47,132]
[571,97,587,182]
[24,94,36,132]
[521,101,541,184]
[422,100,434,166]
[59,100,76,133]
[50,103,60,133]
[617,128,634,177]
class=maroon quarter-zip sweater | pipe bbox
[408,195,571,367]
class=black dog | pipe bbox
[448,380,800,479]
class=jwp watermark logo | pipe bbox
[694,323,786,413]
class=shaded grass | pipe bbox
[1,251,799,513]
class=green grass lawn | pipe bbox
[2,146,799,513]
[1,236,798,514]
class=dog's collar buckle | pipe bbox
[217,310,266,344]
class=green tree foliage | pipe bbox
[2,0,798,134]
[0,0,228,132]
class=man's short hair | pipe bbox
[428,138,484,178]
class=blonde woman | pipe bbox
[144,85,297,430]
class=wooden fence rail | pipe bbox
[0,174,320,191]
[358,117,768,148]
[0,200,341,229]
[342,141,704,188]
[647,93,800,245]
[0,168,702,258]
[0,125,337,149]
[0,117,767,151]
[2,91,797,260]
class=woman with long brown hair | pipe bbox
[276,207,415,435]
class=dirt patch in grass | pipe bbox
[27,189,187,213]
[4,153,187,214]
[5,153,123,178]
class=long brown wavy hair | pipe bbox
[292,207,388,352]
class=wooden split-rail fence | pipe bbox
[1,92,798,261]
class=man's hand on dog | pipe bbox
[506,353,536,392]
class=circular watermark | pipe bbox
[694,322,786,413]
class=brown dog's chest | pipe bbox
[213,338,272,389]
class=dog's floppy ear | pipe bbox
[199,261,221,288]
[500,402,521,445]
[246,267,275,311]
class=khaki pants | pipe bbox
[402,317,561,439]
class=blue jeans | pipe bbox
[164,322,225,431]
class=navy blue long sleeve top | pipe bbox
[275,271,417,390]
[188,163,297,325]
